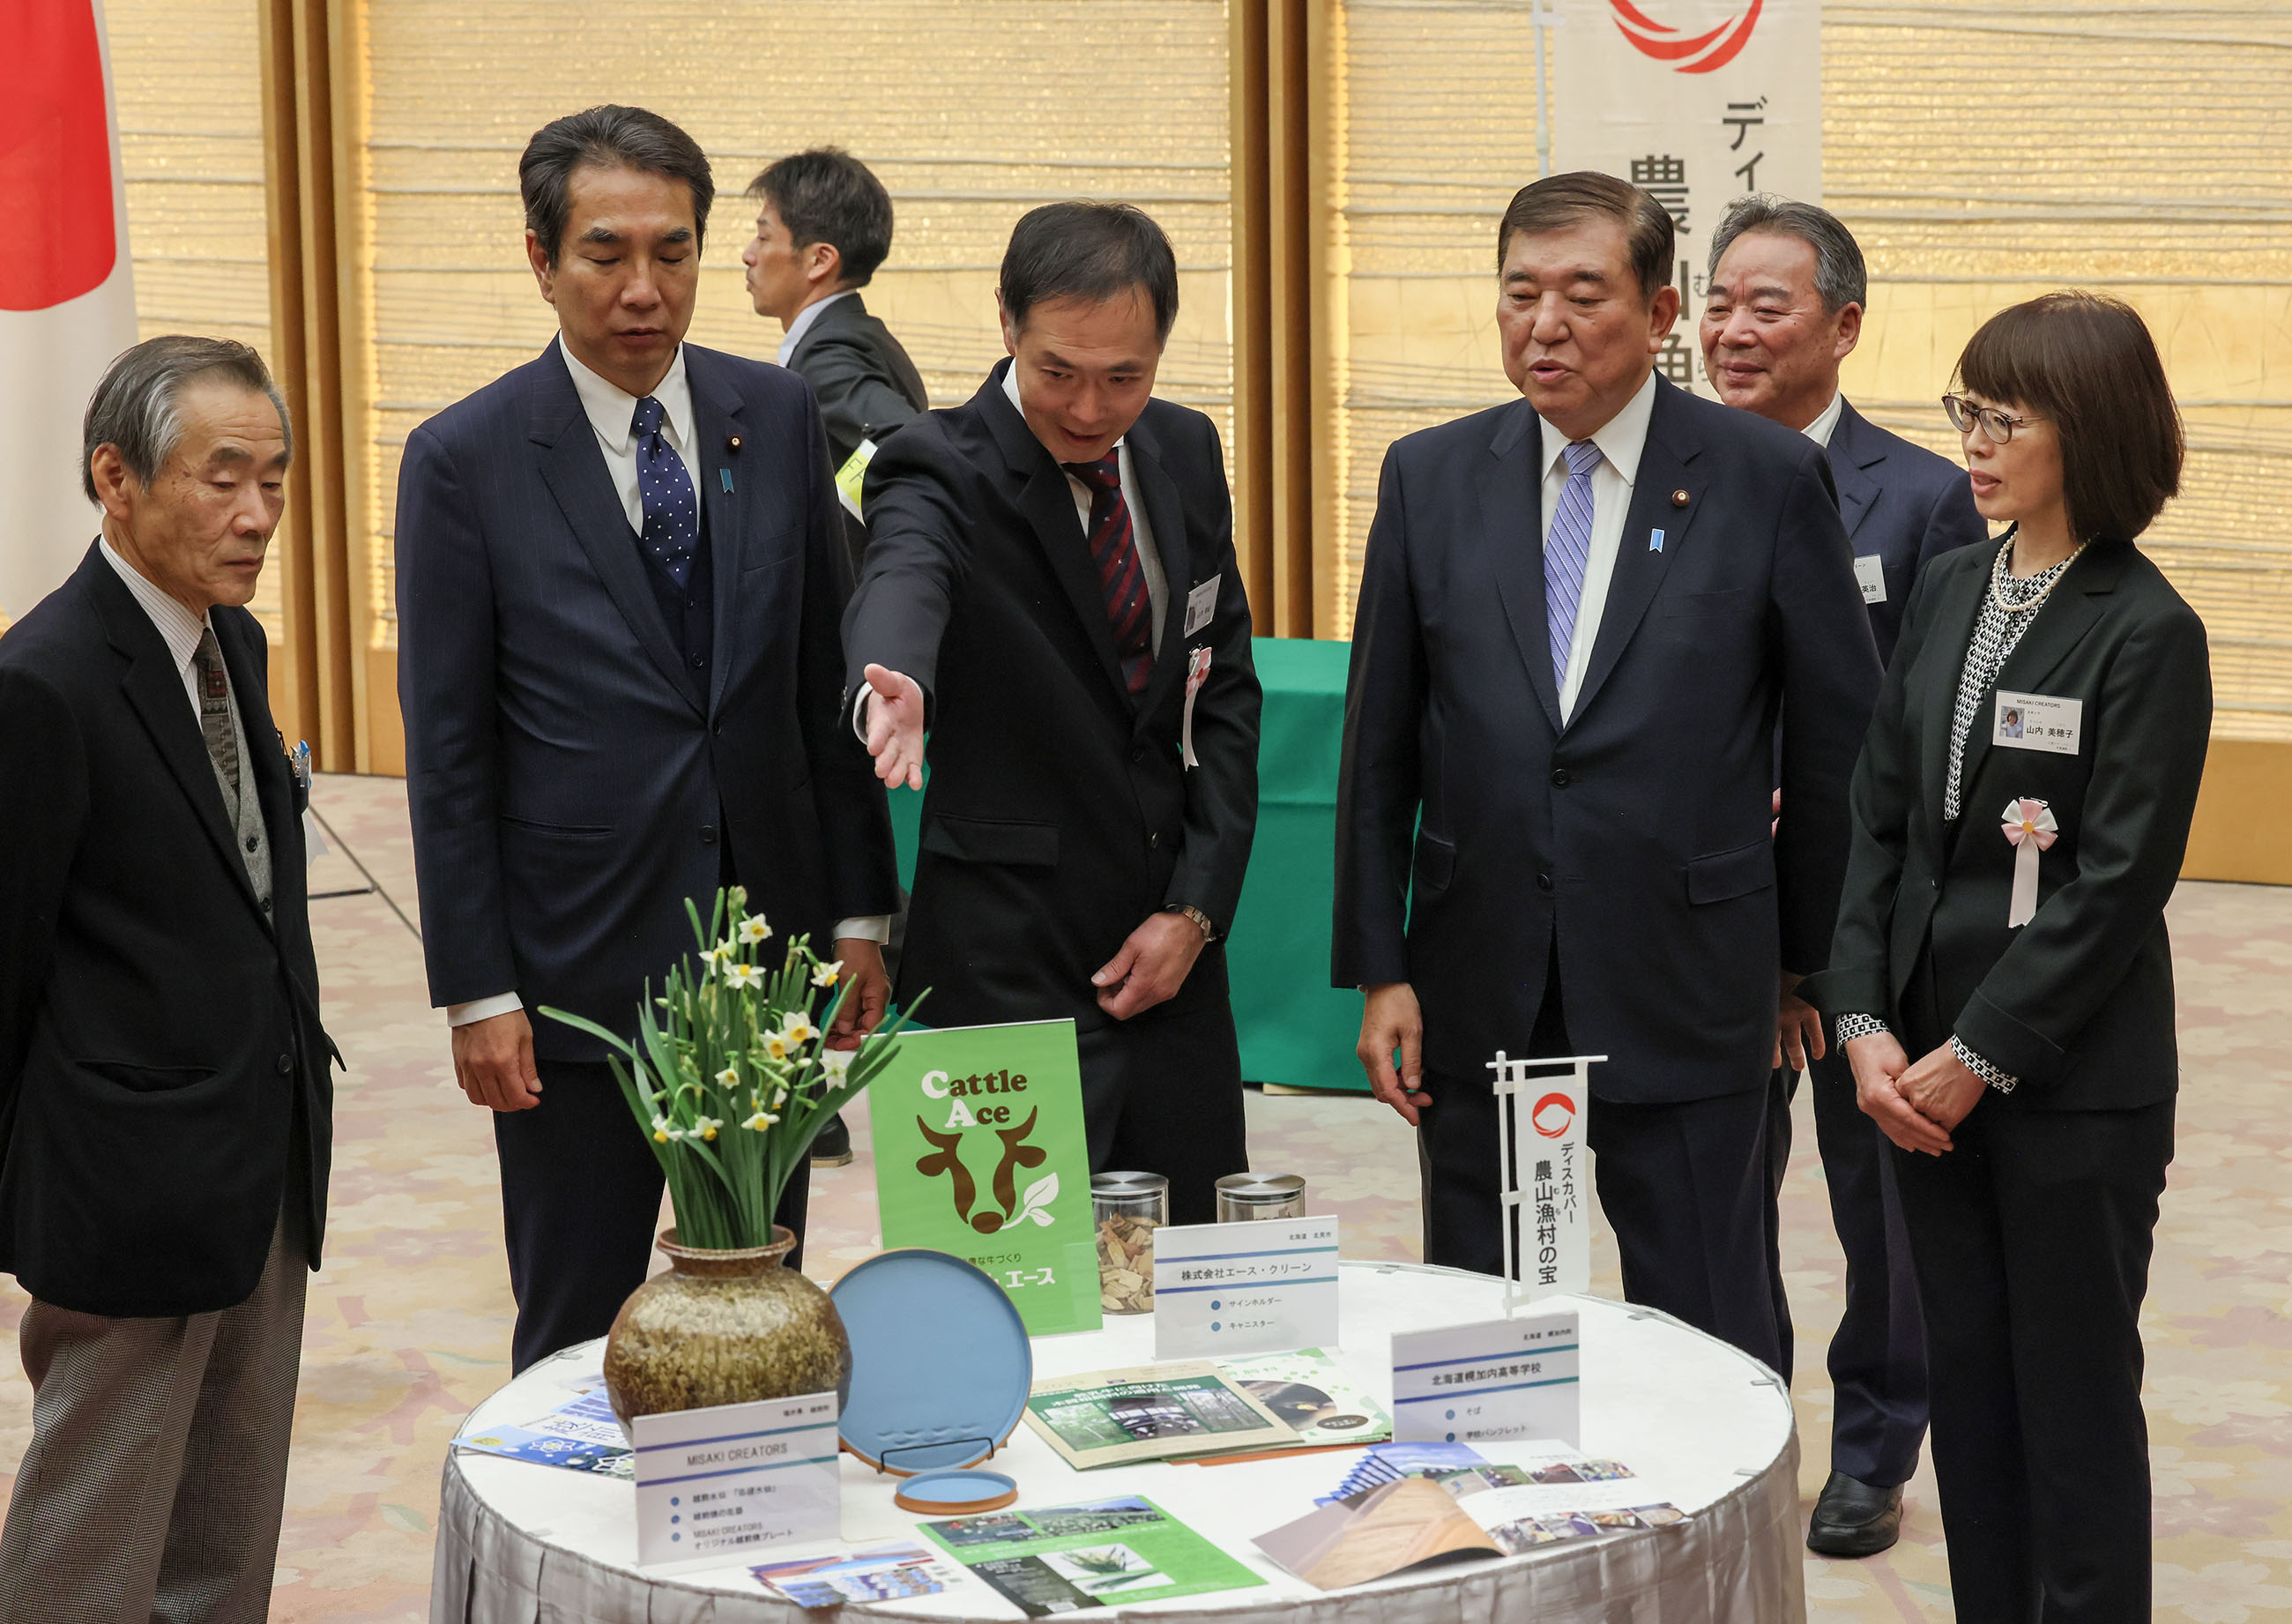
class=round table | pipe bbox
[432,1262,1805,1622]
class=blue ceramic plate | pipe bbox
[832,1248,1032,1474]
[893,1467,1020,1515]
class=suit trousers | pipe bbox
[0,1206,306,1624]
[1769,1052,1930,1486]
[1892,1099,2170,1621]
[1418,953,1790,1376]
[1075,953,1249,1228]
[495,1058,811,1373]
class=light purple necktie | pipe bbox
[1544,438,1603,690]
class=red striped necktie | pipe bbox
[1061,452,1155,694]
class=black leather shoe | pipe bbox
[1806,1471,1903,1558]
[809,1112,854,1168]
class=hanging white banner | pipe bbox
[1552,0,1823,397]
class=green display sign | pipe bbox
[867,1020,1101,1337]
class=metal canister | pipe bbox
[1091,1172,1168,1315]
[1215,1172,1307,1222]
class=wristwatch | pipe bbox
[1165,903,1216,942]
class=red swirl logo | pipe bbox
[1530,1092,1577,1139]
[1611,0,1764,74]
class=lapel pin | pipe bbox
[1649,529,1666,553]
[726,434,742,452]
[1671,488,1690,508]
[720,468,734,494]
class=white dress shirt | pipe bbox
[100,538,235,727]
[559,334,701,537]
[776,289,855,367]
[449,338,884,1030]
[1538,369,1659,723]
[1803,389,1844,449]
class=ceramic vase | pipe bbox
[602,1225,852,1432]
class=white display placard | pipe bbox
[1152,1215,1341,1359]
[631,1391,840,1569]
[1390,1310,1581,1446]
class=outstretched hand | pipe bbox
[861,664,926,790]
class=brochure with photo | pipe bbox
[919,1495,1265,1616]
[452,1388,633,1479]
[1257,1449,1685,1590]
[751,1543,961,1609]
[1022,1362,1298,1469]
[1212,1348,1393,1449]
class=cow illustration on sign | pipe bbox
[1610,0,1764,73]
[917,1109,1059,1234]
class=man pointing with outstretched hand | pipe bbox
[844,202,1261,1223]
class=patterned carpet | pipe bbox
[1,771,2286,1621]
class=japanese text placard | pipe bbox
[1391,1311,1581,1447]
[632,1392,840,1569]
[1152,1216,1340,1359]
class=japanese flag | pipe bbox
[0,0,138,631]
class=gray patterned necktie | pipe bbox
[191,626,241,803]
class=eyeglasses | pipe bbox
[1943,394,2043,445]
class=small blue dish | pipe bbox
[894,1467,1021,1516]
[832,1248,1032,1475]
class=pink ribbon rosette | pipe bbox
[2000,797,2058,927]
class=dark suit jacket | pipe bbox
[843,361,1261,1034]
[1827,398,1990,662]
[396,341,898,1062]
[1334,375,1883,1103]
[0,546,335,1315]
[784,292,929,471]
[784,292,931,577]
[1802,540,2211,1106]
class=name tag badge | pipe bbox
[1183,574,1221,638]
[1853,553,1887,605]
[1994,689,2081,755]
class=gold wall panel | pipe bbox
[356,0,1234,659]
[106,0,283,636]
[1323,0,2292,741]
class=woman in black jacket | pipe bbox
[1804,292,2210,1621]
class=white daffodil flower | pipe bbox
[743,1109,778,1131]
[693,1115,723,1142]
[819,1047,854,1083]
[651,1114,681,1144]
[780,1012,818,1049]
[764,1031,793,1062]
[739,915,773,946]
[724,963,764,992]
[714,1066,740,1091]
[703,942,736,976]
[812,958,842,988]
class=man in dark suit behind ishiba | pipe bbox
[0,336,338,1622]
[845,203,1262,1224]
[1334,172,1882,1372]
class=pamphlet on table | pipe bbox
[751,1542,964,1609]
[919,1495,1265,1614]
[1210,1348,1393,1449]
[1254,1446,1681,1590]
[868,1020,1102,1336]
[451,1387,634,1479]
[1022,1360,1299,1468]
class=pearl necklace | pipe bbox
[1987,527,2087,615]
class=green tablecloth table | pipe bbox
[886,635,1366,1092]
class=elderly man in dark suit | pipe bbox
[1335,172,1882,1375]
[396,106,899,1373]
[848,202,1261,1225]
[0,336,336,1623]
[1700,193,1989,1559]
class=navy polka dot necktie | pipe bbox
[632,394,698,587]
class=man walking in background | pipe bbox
[0,336,337,1623]
[1701,192,1987,1558]
[395,106,898,1373]
[1336,172,1881,1374]
[743,145,928,1167]
[848,202,1261,1225]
